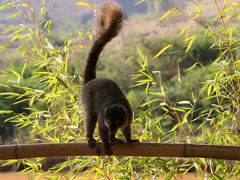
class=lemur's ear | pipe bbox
[104,107,110,117]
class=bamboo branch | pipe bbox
[0,143,239,160]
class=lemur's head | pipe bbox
[104,103,127,132]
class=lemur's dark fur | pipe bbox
[81,2,139,155]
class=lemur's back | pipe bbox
[81,78,131,113]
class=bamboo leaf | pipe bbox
[183,110,192,125]
[11,69,22,79]
[8,11,24,19]
[139,99,160,107]
[56,76,68,88]
[0,45,9,52]
[172,107,186,112]
[46,20,52,33]
[12,99,28,105]
[178,25,192,37]
[223,0,228,9]
[158,8,175,21]
[185,35,198,53]
[21,60,27,77]
[153,44,172,59]
[78,31,83,38]
[94,168,105,176]
[0,110,13,114]
[149,92,164,96]
[88,32,92,40]
[135,0,145,5]
[41,0,45,16]
[74,2,93,7]
[2,25,15,34]
[231,2,239,7]
[0,2,16,11]
[177,101,191,105]
[186,62,198,72]
[0,92,20,96]
[137,46,146,62]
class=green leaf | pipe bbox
[0,2,16,11]
[177,101,191,105]
[12,99,28,105]
[178,25,192,37]
[186,62,198,72]
[0,92,20,97]
[158,8,176,21]
[209,49,228,68]
[135,0,145,5]
[21,60,27,77]
[78,31,83,38]
[172,107,186,112]
[7,11,24,19]
[11,69,22,79]
[56,76,68,88]
[185,35,198,53]
[2,25,15,34]
[88,32,92,40]
[0,110,13,114]
[74,2,93,7]
[137,46,146,62]
[149,92,164,96]
[44,20,52,33]
[223,0,228,9]
[139,99,160,107]
[41,0,45,16]
[231,2,239,7]
[153,44,172,59]
[0,45,9,52]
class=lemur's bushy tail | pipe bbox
[83,2,123,84]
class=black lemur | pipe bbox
[81,1,139,155]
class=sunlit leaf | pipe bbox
[137,46,146,62]
[153,44,172,59]
[0,45,9,52]
[139,99,160,107]
[88,32,92,40]
[186,62,198,72]
[232,2,239,7]
[177,101,191,105]
[21,60,27,77]
[56,76,68,88]
[74,2,93,7]
[223,0,228,9]
[94,168,105,176]
[41,0,45,16]
[158,8,175,21]
[185,35,198,53]
[11,69,22,79]
[0,2,16,11]
[12,99,28,105]
[0,92,20,97]
[78,31,83,38]
[135,0,145,5]
[178,25,192,37]
[172,107,186,112]
[0,110,13,114]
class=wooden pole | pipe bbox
[0,143,239,160]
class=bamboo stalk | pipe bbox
[0,143,239,160]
